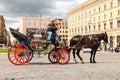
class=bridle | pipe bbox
[103,33,108,43]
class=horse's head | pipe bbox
[102,32,108,43]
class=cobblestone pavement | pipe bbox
[1,51,120,80]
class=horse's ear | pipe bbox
[105,32,106,34]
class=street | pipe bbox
[0,51,120,80]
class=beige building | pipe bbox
[19,16,51,35]
[67,0,120,48]
[54,19,68,43]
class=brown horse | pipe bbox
[70,32,108,63]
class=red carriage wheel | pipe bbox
[26,51,33,63]
[8,45,21,65]
[56,49,70,64]
[14,44,31,65]
[48,50,58,64]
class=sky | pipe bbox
[0,0,87,31]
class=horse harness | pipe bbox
[78,35,100,47]
[89,35,100,45]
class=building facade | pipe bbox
[67,0,120,48]
[0,15,10,47]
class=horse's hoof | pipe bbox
[75,61,78,64]
[93,61,96,63]
[81,61,84,64]
[90,61,93,63]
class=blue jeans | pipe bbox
[47,31,61,43]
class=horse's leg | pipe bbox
[93,47,98,63]
[72,48,78,63]
[76,48,84,64]
[90,48,94,63]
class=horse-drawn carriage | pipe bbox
[8,27,108,65]
[8,28,70,65]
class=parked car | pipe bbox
[83,47,101,53]
[83,48,91,53]
[114,47,120,52]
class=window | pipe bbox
[98,25,101,31]
[99,16,100,20]
[78,15,80,19]
[118,10,120,15]
[81,28,83,33]
[104,23,106,30]
[39,22,41,26]
[79,15,81,19]
[104,14,106,19]
[58,23,60,25]
[75,29,76,34]
[34,22,36,25]
[28,22,31,25]
[117,36,120,46]
[81,14,83,18]
[118,0,120,5]
[93,26,96,31]
[110,2,113,8]
[99,7,101,12]
[78,29,80,33]
[104,4,106,10]
[85,12,87,17]
[69,31,71,34]
[89,26,91,32]
[110,12,112,17]
[94,17,95,22]
[117,20,120,28]
[94,8,96,14]
[110,22,113,29]
[110,36,113,47]
[85,26,88,33]
[75,17,77,21]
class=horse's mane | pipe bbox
[73,33,104,38]
[83,33,104,36]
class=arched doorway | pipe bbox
[117,36,120,46]
[110,36,113,48]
